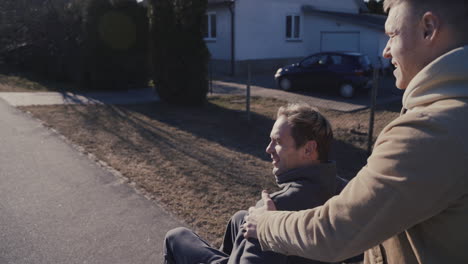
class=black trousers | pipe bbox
[164,210,364,264]
[164,210,247,264]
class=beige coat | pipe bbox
[256,46,468,264]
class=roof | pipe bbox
[302,5,387,31]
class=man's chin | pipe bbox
[394,70,405,90]
[395,74,411,90]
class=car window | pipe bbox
[300,55,328,67]
[300,55,318,67]
[317,55,329,65]
[330,55,342,65]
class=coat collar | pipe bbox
[403,45,468,112]
[275,161,336,186]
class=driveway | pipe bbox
[210,73,403,112]
[0,98,180,264]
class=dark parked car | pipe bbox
[274,52,374,98]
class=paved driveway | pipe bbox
[0,98,180,264]
[210,73,403,112]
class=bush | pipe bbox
[149,0,209,106]
[0,0,83,81]
[0,0,150,90]
[82,0,149,90]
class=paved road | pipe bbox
[0,98,180,264]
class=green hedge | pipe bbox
[0,0,150,90]
[83,0,149,90]
[149,0,209,105]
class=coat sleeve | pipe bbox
[256,112,466,262]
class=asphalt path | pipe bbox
[0,98,181,264]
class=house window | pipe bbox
[286,14,301,40]
[203,12,217,40]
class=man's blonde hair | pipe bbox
[383,0,468,40]
[277,103,333,161]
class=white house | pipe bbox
[205,0,389,75]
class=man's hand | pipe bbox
[243,190,277,239]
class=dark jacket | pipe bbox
[223,162,349,264]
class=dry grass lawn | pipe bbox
[0,71,85,92]
[19,95,401,246]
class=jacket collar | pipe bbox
[403,45,468,112]
[275,161,336,186]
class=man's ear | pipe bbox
[304,140,317,157]
[421,12,439,41]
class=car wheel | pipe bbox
[279,77,293,91]
[339,83,355,98]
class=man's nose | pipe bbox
[266,142,273,154]
[382,42,391,59]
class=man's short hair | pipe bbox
[383,0,468,40]
[277,103,333,161]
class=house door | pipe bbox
[320,32,360,52]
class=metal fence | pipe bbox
[208,61,402,180]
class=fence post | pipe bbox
[246,62,251,121]
[367,66,379,156]
[209,60,213,95]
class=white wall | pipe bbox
[233,0,360,61]
[205,6,232,60]
[320,32,361,52]
[234,0,304,60]
[205,0,376,63]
